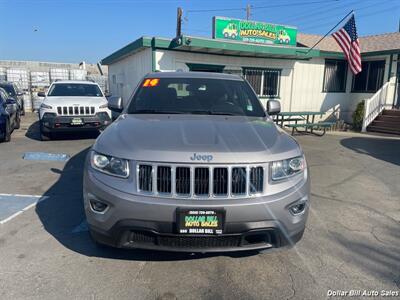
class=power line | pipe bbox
[252,0,338,10]
[305,10,353,54]
[294,0,392,27]
[300,4,399,32]
[186,7,245,14]
[186,0,338,16]
[278,0,364,24]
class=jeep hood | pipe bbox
[44,96,107,106]
[93,114,302,164]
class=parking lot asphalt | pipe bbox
[0,113,399,300]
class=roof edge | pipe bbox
[102,35,324,65]
[101,36,152,65]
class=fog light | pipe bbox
[289,200,307,216]
[90,199,108,213]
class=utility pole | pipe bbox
[246,4,251,20]
[176,7,183,37]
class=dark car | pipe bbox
[0,87,21,143]
[0,82,25,115]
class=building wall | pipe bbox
[108,48,152,105]
[345,54,397,116]
[156,50,356,121]
[156,49,296,112]
[108,48,397,123]
[155,50,396,122]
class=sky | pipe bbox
[0,0,399,63]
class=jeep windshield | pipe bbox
[127,77,266,117]
[48,83,103,97]
[0,84,16,96]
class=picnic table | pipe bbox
[274,111,335,136]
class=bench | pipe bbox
[285,122,335,136]
[276,117,305,126]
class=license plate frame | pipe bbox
[176,208,225,235]
[70,117,84,126]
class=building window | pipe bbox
[186,63,225,73]
[243,68,281,97]
[352,60,385,93]
[223,69,243,76]
[112,74,116,84]
[323,59,347,92]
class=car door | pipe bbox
[0,89,15,125]
[13,84,23,107]
[0,93,6,120]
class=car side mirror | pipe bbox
[266,100,281,115]
[6,98,17,112]
[104,92,112,97]
[37,92,46,97]
[6,98,17,105]
[108,96,123,113]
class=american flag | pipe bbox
[332,15,362,75]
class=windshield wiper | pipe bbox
[132,109,186,114]
[190,110,237,116]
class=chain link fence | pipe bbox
[0,66,108,112]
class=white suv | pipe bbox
[38,80,112,141]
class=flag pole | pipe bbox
[305,10,354,55]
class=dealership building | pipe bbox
[101,18,400,123]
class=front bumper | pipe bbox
[40,113,111,133]
[83,166,310,253]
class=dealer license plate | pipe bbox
[177,209,224,235]
[71,118,83,126]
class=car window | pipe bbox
[128,78,265,117]
[0,89,8,102]
[0,84,15,96]
[48,83,103,97]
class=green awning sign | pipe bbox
[213,16,297,46]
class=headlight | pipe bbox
[271,156,305,181]
[99,103,108,108]
[40,103,52,109]
[90,151,129,178]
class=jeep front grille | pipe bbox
[176,167,190,195]
[231,167,247,195]
[213,168,228,196]
[136,163,266,199]
[56,106,95,116]
[250,167,264,194]
[157,166,172,194]
[138,165,153,192]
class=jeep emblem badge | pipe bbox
[190,153,213,162]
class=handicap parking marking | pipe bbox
[0,194,48,224]
[22,152,70,162]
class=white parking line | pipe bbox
[0,194,48,225]
[0,193,43,198]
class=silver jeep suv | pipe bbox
[83,72,310,252]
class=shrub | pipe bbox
[352,100,365,131]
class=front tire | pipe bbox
[14,112,21,129]
[39,121,51,141]
[2,119,11,143]
[20,101,25,116]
